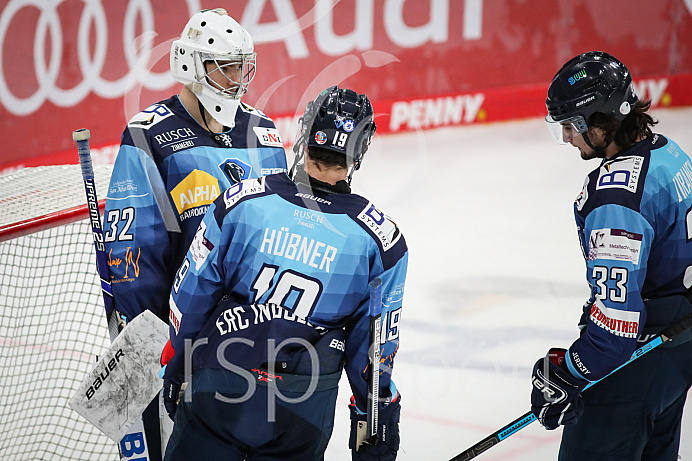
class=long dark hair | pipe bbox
[589,99,658,149]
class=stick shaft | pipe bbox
[367,277,383,442]
[449,312,692,460]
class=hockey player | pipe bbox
[530,51,692,460]
[161,86,406,461]
[103,8,287,460]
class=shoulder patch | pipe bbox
[575,175,590,211]
[253,126,283,147]
[240,101,271,120]
[222,177,266,209]
[357,202,401,251]
[128,103,174,130]
[588,227,643,264]
[596,156,644,193]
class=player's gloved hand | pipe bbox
[530,348,587,430]
[161,341,184,421]
[348,394,401,461]
[162,376,182,421]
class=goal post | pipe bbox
[0,164,119,460]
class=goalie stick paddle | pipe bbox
[367,277,383,444]
[449,311,692,461]
[73,128,153,461]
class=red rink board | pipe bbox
[0,0,691,171]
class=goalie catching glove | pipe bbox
[530,348,587,430]
[348,393,401,461]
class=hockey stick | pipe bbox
[73,128,121,342]
[367,277,383,444]
[449,311,692,461]
[73,128,153,461]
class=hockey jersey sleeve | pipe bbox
[167,180,260,359]
[104,142,183,323]
[344,249,408,412]
[567,203,654,382]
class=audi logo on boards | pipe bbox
[0,0,199,116]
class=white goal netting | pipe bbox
[0,164,119,460]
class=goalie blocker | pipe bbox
[69,310,168,444]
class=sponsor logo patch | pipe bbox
[588,228,642,264]
[589,300,639,338]
[190,221,214,270]
[223,177,266,209]
[169,299,182,334]
[357,202,401,251]
[171,170,221,215]
[127,103,173,129]
[253,126,283,147]
[574,176,589,211]
[596,156,643,193]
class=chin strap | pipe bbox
[581,133,608,159]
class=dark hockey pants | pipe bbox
[558,332,692,460]
[163,367,340,461]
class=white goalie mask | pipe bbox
[170,9,256,128]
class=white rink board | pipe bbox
[1,109,690,460]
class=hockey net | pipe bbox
[0,164,118,460]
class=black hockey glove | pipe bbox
[161,342,185,421]
[530,348,587,430]
[348,395,401,461]
[162,376,182,421]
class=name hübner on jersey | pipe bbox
[259,227,337,273]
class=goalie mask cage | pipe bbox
[0,164,118,460]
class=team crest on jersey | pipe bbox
[219,158,252,184]
[127,103,173,130]
[171,170,221,218]
[596,156,643,193]
[357,202,401,251]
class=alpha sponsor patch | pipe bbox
[595,155,643,193]
[127,103,173,130]
[170,169,221,215]
[589,300,639,338]
[253,126,283,147]
[588,228,642,264]
[357,202,401,251]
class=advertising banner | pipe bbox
[1,0,691,171]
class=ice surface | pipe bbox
[324,107,692,460]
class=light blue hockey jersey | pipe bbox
[568,135,692,381]
[168,173,408,409]
[103,96,287,322]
